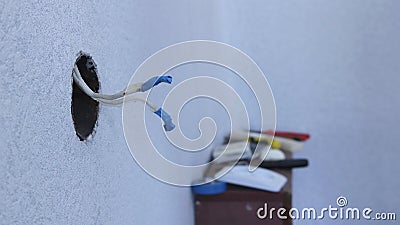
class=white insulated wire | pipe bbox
[72,65,158,112]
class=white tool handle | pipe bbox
[230,131,303,152]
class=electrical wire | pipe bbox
[72,64,175,131]
[72,65,157,110]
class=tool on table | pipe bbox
[227,132,281,149]
[212,141,253,163]
[261,130,310,142]
[230,131,304,152]
[192,179,227,195]
[215,165,287,192]
[254,159,308,169]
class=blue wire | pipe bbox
[154,108,175,131]
[141,75,172,92]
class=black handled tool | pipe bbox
[259,159,309,169]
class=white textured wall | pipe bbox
[2,1,400,225]
[0,1,222,224]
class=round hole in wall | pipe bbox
[71,52,100,141]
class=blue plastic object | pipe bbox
[141,75,172,92]
[154,108,175,131]
[192,181,227,195]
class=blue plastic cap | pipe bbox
[154,108,175,131]
[163,122,175,132]
[141,75,172,92]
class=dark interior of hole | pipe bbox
[71,53,100,141]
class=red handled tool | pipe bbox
[263,131,310,142]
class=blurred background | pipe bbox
[1,1,399,224]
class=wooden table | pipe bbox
[194,164,292,225]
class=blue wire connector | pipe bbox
[141,75,173,92]
[154,108,175,131]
